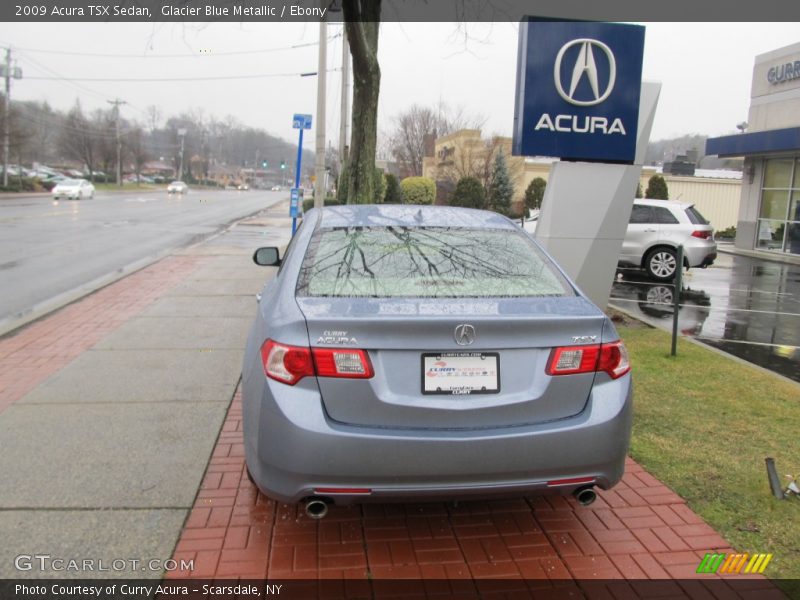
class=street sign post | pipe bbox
[291,114,312,235]
[290,187,304,219]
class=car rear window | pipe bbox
[685,206,709,225]
[296,226,573,298]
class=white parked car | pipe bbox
[51,179,95,200]
[522,199,717,281]
[619,199,716,281]
[167,181,189,194]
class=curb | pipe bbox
[608,303,800,390]
[717,243,800,266]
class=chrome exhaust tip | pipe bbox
[304,498,330,520]
[574,486,597,507]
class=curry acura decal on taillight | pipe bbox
[261,339,373,385]
[546,340,631,379]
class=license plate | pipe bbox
[422,352,500,395]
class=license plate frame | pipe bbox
[421,352,500,396]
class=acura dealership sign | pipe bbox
[513,20,645,163]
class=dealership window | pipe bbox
[757,157,800,254]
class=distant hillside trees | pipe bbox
[3,95,313,181]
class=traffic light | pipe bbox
[280,160,285,170]
[261,160,268,168]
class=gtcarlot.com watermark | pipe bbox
[14,554,194,573]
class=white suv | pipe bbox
[522,199,717,281]
[619,199,716,281]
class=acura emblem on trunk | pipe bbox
[454,324,476,346]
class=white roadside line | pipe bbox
[608,297,800,318]
[618,278,798,298]
[694,337,800,350]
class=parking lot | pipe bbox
[611,247,800,383]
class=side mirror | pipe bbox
[253,247,281,267]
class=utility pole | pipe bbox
[177,128,187,180]
[313,17,327,209]
[339,26,350,172]
[107,98,126,186]
[3,47,12,188]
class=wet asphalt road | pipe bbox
[610,245,800,383]
[0,187,285,333]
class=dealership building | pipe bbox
[706,41,800,258]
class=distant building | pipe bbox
[707,40,800,257]
[141,160,173,177]
[662,154,696,176]
[422,128,742,226]
[375,159,400,178]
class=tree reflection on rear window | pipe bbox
[296,227,573,298]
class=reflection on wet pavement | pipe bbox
[609,247,800,383]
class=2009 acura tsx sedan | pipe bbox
[242,205,632,518]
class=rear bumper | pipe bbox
[243,374,633,504]
[683,242,717,269]
[698,252,717,268]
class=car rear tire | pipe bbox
[645,247,678,281]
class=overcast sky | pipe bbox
[1,21,798,155]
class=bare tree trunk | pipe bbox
[343,0,381,204]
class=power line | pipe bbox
[26,68,342,83]
[16,51,158,122]
[3,33,341,59]
[17,51,119,102]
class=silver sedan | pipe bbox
[242,205,633,518]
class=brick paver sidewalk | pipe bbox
[167,388,783,598]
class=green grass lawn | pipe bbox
[618,322,800,588]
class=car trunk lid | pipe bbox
[297,296,606,430]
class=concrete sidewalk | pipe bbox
[0,205,784,597]
[0,204,292,579]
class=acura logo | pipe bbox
[454,324,476,346]
[554,38,616,107]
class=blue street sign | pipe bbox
[292,114,313,130]
[512,21,645,163]
[290,187,303,218]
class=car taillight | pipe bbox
[546,345,600,376]
[547,341,631,380]
[313,348,374,378]
[260,340,373,385]
[597,341,631,379]
[261,340,314,385]
[691,230,712,239]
